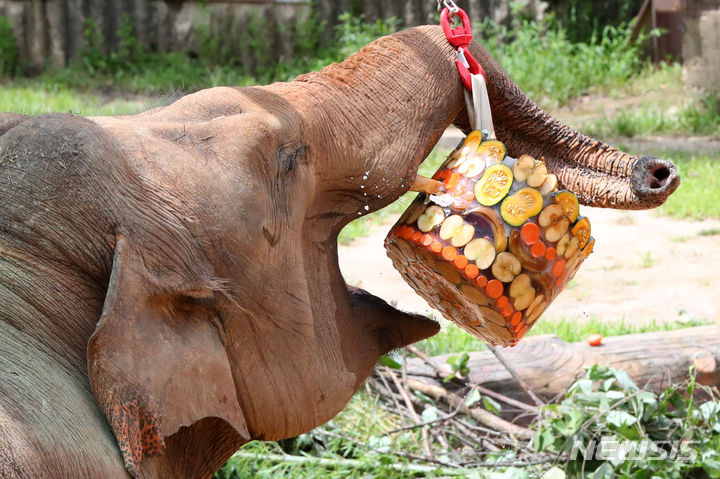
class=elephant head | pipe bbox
[0,25,678,479]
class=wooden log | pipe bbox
[407,326,720,403]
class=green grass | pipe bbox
[415,316,712,357]
[479,17,647,108]
[217,314,714,478]
[582,95,720,138]
[0,83,158,116]
[653,151,720,220]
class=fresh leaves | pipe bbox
[533,365,720,478]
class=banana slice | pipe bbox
[564,235,579,258]
[458,155,486,178]
[452,223,476,248]
[527,161,548,187]
[464,238,495,269]
[539,204,570,243]
[513,155,535,182]
[539,173,558,195]
[556,233,570,257]
[491,251,521,283]
[509,273,536,311]
[514,289,536,311]
[417,205,445,232]
[525,294,546,324]
[509,273,532,297]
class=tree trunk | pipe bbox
[407,326,720,403]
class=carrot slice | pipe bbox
[420,234,433,247]
[530,241,546,258]
[520,223,541,245]
[444,173,460,190]
[475,275,488,288]
[442,246,458,261]
[486,279,503,299]
[411,231,422,244]
[402,227,415,240]
[545,246,556,261]
[517,324,529,338]
[496,296,509,308]
[454,255,469,270]
[464,264,479,280]
[510,311,523,326]
[552,257,566,278]
[451,185,465,197]
[431,241,443,253]
[501,303,514,317]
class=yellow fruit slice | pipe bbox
[583,237,595,257]
[475,164,513,206]
[571,217,591,248]
[514,288,536,311]
[553,191,580,223]
[556,233,570,256]
[461,130,484,151]
[500,187,544,227]
[477,140,507,164]
[513,155,535,182]
[417,205,445,232]
[491,251,521,283]
[452,223,476,248]
[564,236,579,258]
[509,273,532,297]
[538,204,570,243]
[527,161,548,187]
[464,238,495,269]
[457,154,486,177]
[439,215,464,240]
[539,174,558,195]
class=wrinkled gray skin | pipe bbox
[0,26,678,479]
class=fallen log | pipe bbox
[407,326,720,403]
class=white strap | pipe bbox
[463,73,496,139]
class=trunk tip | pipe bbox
[631,156,680,206]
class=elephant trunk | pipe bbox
[468,43,680,209]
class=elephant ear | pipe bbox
[88,237,248,477]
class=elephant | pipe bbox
[0,25,678,478]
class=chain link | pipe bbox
[437,0,460,13]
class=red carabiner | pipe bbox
[440,7,485,91]
[440,8,473,49]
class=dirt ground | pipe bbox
[339,201,720,328]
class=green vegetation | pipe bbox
[0,16,18,77]
[416,316,711,357]
[216,364,720,478]
[583,94,720,138]
[478,15,648,107]
[534,365,720,478]
[654,151,720,220]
